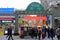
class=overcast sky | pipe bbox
[0,0,41,10]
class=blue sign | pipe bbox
[0,8,14,14]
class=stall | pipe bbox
[0,8,15,35]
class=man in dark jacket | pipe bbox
[50,28,55,40]
[47,27,50,38]
[38,27,42,40]
[42,26,47,39]
[7,26,13,40]
[30,28,35,38]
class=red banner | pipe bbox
[24,16,47,20]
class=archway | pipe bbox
[26,2,45,12]
[14,2,54,35]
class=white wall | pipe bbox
[0,0,41,10]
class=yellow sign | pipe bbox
[37,20,43,27]
[18,18,23,25]
[0,28,4,36]
[32,20,34,27]
[43,21,47,26]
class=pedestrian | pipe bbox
[50,28,55,40]
[38,27,42,40]
[7,25,14,40]
[56,27,60,40]
[20,25,24,38]
[30,28,35,38]
[34,29,37,39]
[42,26,47,39]
[47,27,50,38]
[34,26,38,39]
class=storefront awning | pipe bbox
[0,18,14,20]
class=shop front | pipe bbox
[0,8,15,35]
[15,11,54,36]
[14,2,54,37]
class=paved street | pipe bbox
[0,36,58,40]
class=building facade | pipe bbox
[40,0,60,18]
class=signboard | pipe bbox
[0,8,14,14]
[0,28,4,36]
[24,16,47,20]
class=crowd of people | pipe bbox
[5,24,60,40]
[27,26,60,40]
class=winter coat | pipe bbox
[50,28,55,38]
[56,28,60,36]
